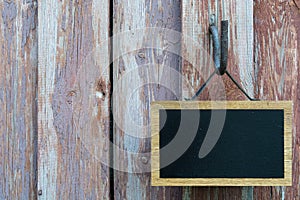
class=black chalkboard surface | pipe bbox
[151,101,292,186]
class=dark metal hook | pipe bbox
[209,25,221,72]
[220,20,228,75]
[209,20,228,75]
[186,19,259,101]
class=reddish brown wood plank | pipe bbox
[253,1,300,199]
[38,1,110,199]
[113,0,183,199]
[0,0,38,199]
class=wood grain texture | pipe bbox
[182,0,254,101]
[113,0,183,199]
[1,0,298,199]
[182,0,255,199]
[38,0,110,199]
[253,1,300,199]
[151,101,292,186]
[0,0,38,199]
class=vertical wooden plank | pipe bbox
[38,0,110,199]
[253,1,300,199]
[182,0,254,199]
[113,0,182,199]
[0,0,37,199]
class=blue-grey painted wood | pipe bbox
[37,1,110,199]
[0,0,38,199]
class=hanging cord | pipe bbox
[186,19,258,101]
[187,69,217,100]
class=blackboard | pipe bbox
[151,101,292,186]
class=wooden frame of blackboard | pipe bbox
[151,101,292,186]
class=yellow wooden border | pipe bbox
[151,101,292,186]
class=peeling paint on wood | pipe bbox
[0,0,38,199]
[38,0,110,199]
[182,0,254,102]
[1,0,299,199]
[113,0,182,199]
[253,1,300,199]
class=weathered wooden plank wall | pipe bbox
[253,1,300,199]
[0,1,38,199]
[113,0,183,199]
[182,0,300,200]
[1,0,299,199]
[38,0,110,199]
